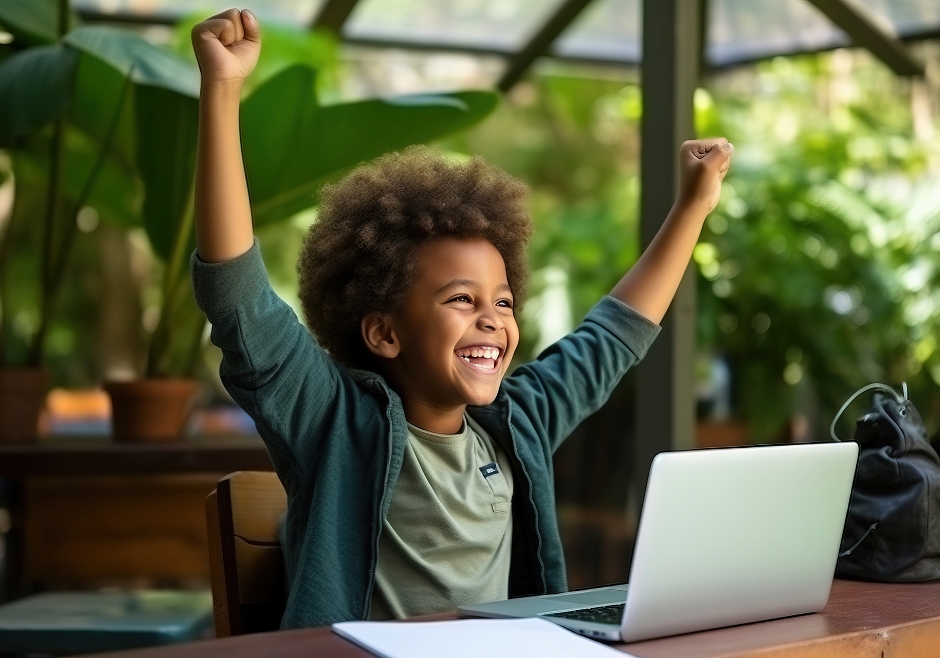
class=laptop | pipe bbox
[459,442,859,642]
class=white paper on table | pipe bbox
[331,617,638,658]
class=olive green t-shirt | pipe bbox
[369,415,514,619]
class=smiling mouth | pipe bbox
[455,346,502,372]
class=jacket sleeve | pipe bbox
[190,240,343,482]
[501,295,660,454]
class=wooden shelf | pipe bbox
[0,434,273,476]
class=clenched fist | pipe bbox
[191,8,261,86]
[677,138,733,215]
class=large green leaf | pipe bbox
[63,26,202,189]
[15,131,139,229]
[134,84,198,261]
[64,26,199,98]
[0,44,77,147]
[0,0,61,45]
[62,128,140,228]
[63,24,203,253]
[68,50,138,174]
[241,65,499,226]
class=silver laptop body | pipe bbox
[458,442,859,642]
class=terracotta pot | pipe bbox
[105,378,200,442]
[0,367,48,443]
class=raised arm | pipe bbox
[192,8,260,262]
[189,11,346,478]
[611,138,733,324]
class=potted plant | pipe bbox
[0,0,130,441]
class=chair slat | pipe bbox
[205,489,232,637]
[207,471,287,637]
[233,537,286,604]
[227,472,286,543]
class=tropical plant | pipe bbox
[0,0,122,369]
[695,53,940,440]
[0,2,498,380]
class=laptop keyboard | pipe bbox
[544,603,625,625]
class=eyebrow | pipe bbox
[436,279,513,295]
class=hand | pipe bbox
[677,138,733,215]
[191,8,261,86]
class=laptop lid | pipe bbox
[619,442,858,642]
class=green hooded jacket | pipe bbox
[191,241,659,629]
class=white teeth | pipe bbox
[459,355,495,370]
[456,347,500,360]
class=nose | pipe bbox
[476,308,504,332]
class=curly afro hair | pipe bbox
[298,146,533,370]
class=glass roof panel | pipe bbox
[72,0,325,26]
[343,47,505,97]
[553,0,640,63]
[856,0,940,37]
[344,0,568,52]
[68,0,940,70]
[708,0,848,67]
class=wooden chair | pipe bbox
[206,471,287,636]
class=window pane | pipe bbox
[345,0,568,51]
[856,0,940,36]
[343,47,504,96]
[554,0,640,63]
[709,0,847,67]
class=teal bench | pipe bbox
[0,590,213,655]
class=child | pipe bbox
[190,9,732,629]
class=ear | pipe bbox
[361,313,400,359]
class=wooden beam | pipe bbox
[497,0,597,93]
[634,0,701,507]
[311,0,361,34]
[805,0,923,76]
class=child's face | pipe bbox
[389,236,519,416]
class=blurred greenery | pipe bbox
[2,2,938,440]
[695,53,940,440]
[446,52,940,442]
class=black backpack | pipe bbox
[831,383,940,582]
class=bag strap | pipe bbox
[830,382,908,442]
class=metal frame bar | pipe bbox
[310,0,362,34]
[496,0,597,92]
[804,0,923,76]
[634,0,701,506]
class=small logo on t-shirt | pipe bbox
[479,462,499,478]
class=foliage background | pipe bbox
[445,49,940,443]
[1,23,939,442]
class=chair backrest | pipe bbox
[206,471,287,636]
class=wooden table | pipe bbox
[0,434,273,599]
[86,580,940,657]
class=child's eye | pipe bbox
[497,299,514,309]
[449,294,473,304]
